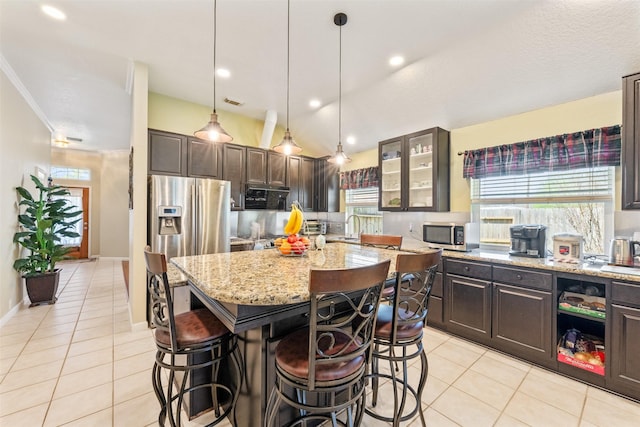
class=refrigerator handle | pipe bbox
[191,183,197,255]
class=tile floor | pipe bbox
[1,259,639,426]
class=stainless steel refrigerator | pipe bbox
[148,175,231,259]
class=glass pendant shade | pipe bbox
[273,129,302,155]
[327,142,351,164]
[194,112,233,143]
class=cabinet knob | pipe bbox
[516,274,522,280]
[464,266,470,272]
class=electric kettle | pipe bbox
[609,237,640,266]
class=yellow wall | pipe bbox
[347,91,623,212]
[147,92,325,157]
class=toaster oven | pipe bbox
[301,220,327,236]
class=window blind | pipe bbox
[471,167,613,204]
[345,187,379,206]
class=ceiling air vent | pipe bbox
[224,97,244,107]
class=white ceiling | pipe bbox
[1,0,639,156]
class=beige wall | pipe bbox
[346,91,623,212]
[147,92,326,157]
[1,70,51,320]
[100,151,129,257]
[51,149,103,257]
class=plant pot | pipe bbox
[24,269,60,307]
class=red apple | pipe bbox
[287,234,298,244]
[292,240,305,254]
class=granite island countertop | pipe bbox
[326,235,640,283]
[170,242,406,306]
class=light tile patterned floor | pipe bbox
[1,259,639,426]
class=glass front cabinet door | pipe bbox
[379,127,450,212]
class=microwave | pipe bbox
[244,185,289,210]
[423,222,479,252]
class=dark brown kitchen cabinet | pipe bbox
[267,151,286,187]
[492,269,553,367]
[622,72,640,210]
[148,130,186,176]
[222,144,245,210]
[148,129,219,178]
[609,281,640,400]
[378,127,449,212]
[286,156,315,211]
[246,148,267,185]
[427,263,445,328]
[444,259,492,345]
[315,158,340,212]
[187,137,220,178]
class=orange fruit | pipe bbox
[300,236,310,244]
[279,241,291,255]
[274,237,283,247]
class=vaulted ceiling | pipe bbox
[1,0,639,155]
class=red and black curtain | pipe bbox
[462,125,621,179]
[339,166,379,189]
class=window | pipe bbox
[51,167,91,181]
[470,166,614,255]
[344,187,382,236]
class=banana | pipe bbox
[284,204,299,235]
[292,206,304,234]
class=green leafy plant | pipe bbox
[13,175,82,276]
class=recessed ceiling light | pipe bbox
[309,99,321,108]
[346,136,356,145]
[389,55,404,67]
[216,68,231,78]
[41,5,66,21]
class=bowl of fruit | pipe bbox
[275,202,311,256]
[275,234,311,256]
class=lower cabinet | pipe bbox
[608,280,640,400]
[427,269,444,328]
[492,283,553,367]
[445,273,492,345]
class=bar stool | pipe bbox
[366,250,442,427]
[144,247,243,427]
[360,234,403,302]
[264,259,391,427]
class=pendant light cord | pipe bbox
[213,0,217,113]
[338,21,342,147]
[286,0,290,131]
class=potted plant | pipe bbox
[13,174,82,306]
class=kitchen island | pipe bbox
[170,242,409,426]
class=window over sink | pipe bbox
[470,166,614,256]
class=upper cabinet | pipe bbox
[286,156,315,211]
[267,151,287,187]
[246,148,267,185]
[148,129,220,178]
[622,72,640,210]
[148,129,339,212]
[222,144,245,211]
[378,127,450,211]
[315,158,340,213]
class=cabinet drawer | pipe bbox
[445,259,491,281]
[612,281,640,307]
[493,266,552,291]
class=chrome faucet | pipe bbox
[345,214,361,238]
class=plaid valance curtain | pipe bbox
[339,167,379,189]
[462,125,621,179]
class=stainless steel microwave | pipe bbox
[423,222,479,252]
[244,185,289,210]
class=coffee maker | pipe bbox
[510,225,547,258]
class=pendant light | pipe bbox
[272,0,302,155]
[194,0,233,143]
[328,12,351,165]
